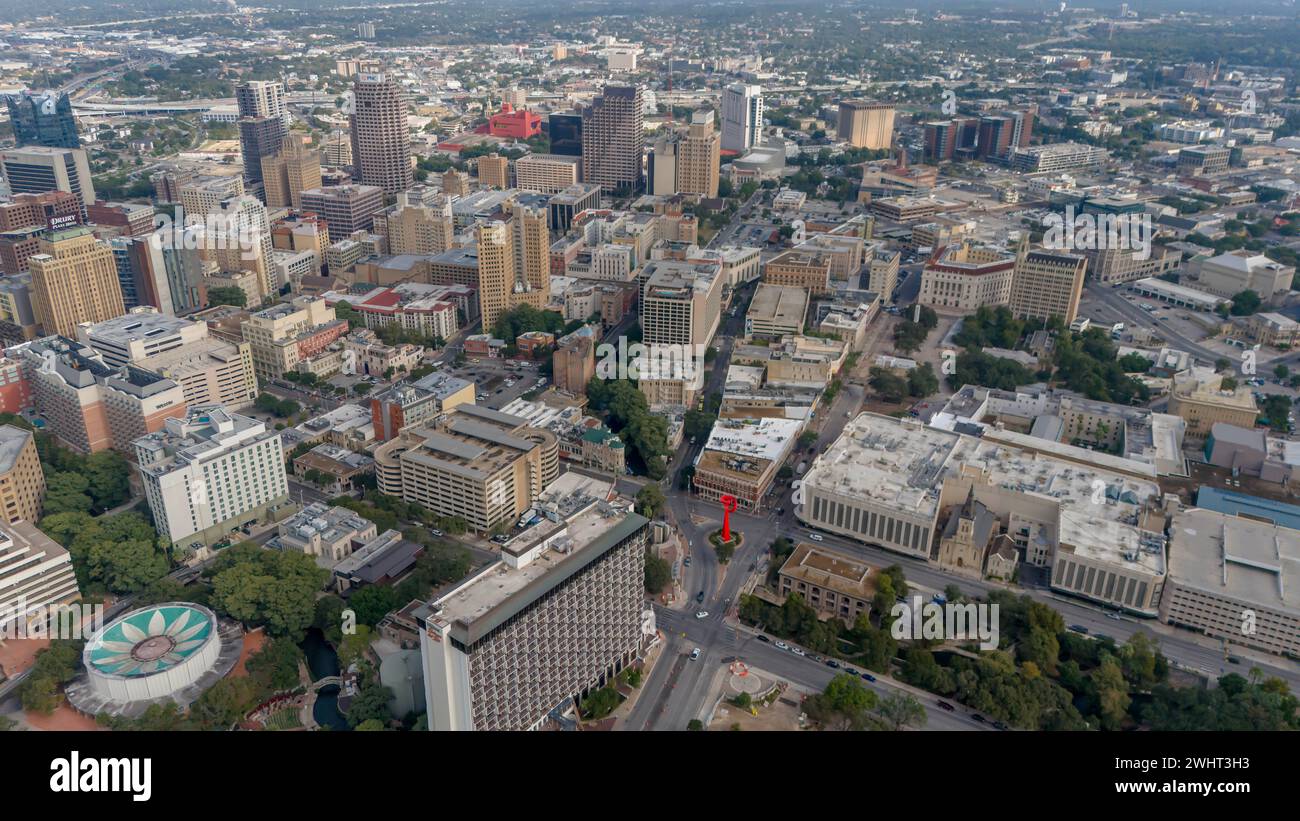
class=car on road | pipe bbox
[756,634,770,643]
[842,667,857,676]
[690,648,701,661]
[971,713,986,723]
[790,647,806,656]
[695,611,709,619]
[993,721,1008,731]
[936,700,956,712]
[808,533,824,542]
[1068,624,1089,634]
[683,556,691,567]
[1106,611,1122,620]
[430,529,444,537]
[774,640,789,650]
[696,591,705,603]
[861,673,877,683]
[1228,656,1242,665]
[825,659,839,669]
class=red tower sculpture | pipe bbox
[720,494,739,542]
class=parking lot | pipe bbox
[440,356,550,410]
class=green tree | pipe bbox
[877,692,927,730]
[644,549,671,594]
[208,286,248,308]
[635,484,666,519]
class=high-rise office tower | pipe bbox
[837,100,895,150]
[477,153,510,189]
[28,227,126,337]
[349,73,412,196]
[110,236,175,316]
[260,139,323,210]
[676,110,721,198]
[977,115,1013,160]
[5,91,80,149]
[647,135,676,197]
[512,202,550,310]
[721,83,763,153]
[547,112,583,158]
[581,85,644,195]
[923,121,959,163]
[236,81,287,185]
[385,198,454,255]
[0,147,95,209]
[1009,107,1036,149]
[1009,242,1088,326]
[476,215,515,332]
[211,195,275,298]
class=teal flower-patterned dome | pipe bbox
[86,604,215,678]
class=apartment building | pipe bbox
[27,227,126,338]
[260,139,323,210]
[0,425,46,525]
[417,500,649,731]
[918,242,1016,312]
[236,80,286,185]
[135,404,289,549]
[721,83,764,154]
[78,310,258,410]
[1008,246,1087,325]
[369,370,475,442]
[178,174,245,217]
[373,404,559,532]
[11,336,186,455]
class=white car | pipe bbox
[774,640,790,650]
[791,647,806,657]
[808,533,824,542]
[695,610,709,619]
[689,647,701,660]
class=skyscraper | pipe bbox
[547,112,583,158]
[236,81,287,185]
[28,227,127,337]
[1009,242,1087,326]
[5,91,80,149]
[838,100,895,150]
[0,146,95,209]
[511,201,550,310]
[721,83,763,153]
[581,85,644,195]
[676,109,721,199]
[476,215,515,332]
[260,139,323,210]
[349,73,412,196]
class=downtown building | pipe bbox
[918,241,1016,313]
[837,100,895,150]
[261,139,323,210]
[1007,245,1088,326]
[721,83,764,154]
[0,146,95,209]
[416,492,649,730]
[236,81,287,186]
[300,185,385,238]
[373,404,559,533]
[77,310,258,411]
[350,73,413,196]
[135,404,289,549]
[581,85,644,195]
[241,297,348,382]
[27,227,127,337]
[0,424,46,525]
[4,91,80,149]
[637,259,723,407]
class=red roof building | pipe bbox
[488,103,541,140]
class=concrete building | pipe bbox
[416,500,649,730]
[0,425,45,525]
[373,404,559,533]
[1161,505,1300,657]
[477,154,510,190]
[675,110,721,199]
[273,502,377,565]
[1008,143,1107,174]
[745,284,808,340]
[721,83,764,154]
[349,73,412,195]
[0,146,95,207]
[919,242,1016,313]
[1177,144,1231,177]
[553,327,597,396]
[78,310,258,410]
[300,185,385,238]
[12,336,187,455]
[1167,369,1259,440]
[0,518,81,636]
[638,259,723,406]
[235,80,286,185]
[581,85,644,194]
[514,154,580,194]
[135,404,289,549]
[1008,245,1088,325]
[383,198,455,256]
[1192,250,1295,304]
[837,100,895,150]
[178,174,245,217]
[28,227,126,337]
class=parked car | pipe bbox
[696,591,705,603]
[1068,624,1089,634]
[825,659,839,669]
[861,673,877,683]
[993,721,1008,731]
[937,700,956,712]
[690,648,701,661]
[790,647,806,657]
[774,640,789,650]
[756,634,770,643]
[430,529,444,537]
[971,713,986,723]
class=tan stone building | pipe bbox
[1167,370,1259,440]
[1008,245,1087,325]
[918,242,1016,313]
[514,154,580,194]
[477,154,510,189]
[383,199,455,256]
[28,227,126,337]
[0,424,45,524]
[777,542,874,625]
[675,110,721,199]
[763,249,832,295]
[261,139,323,210]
